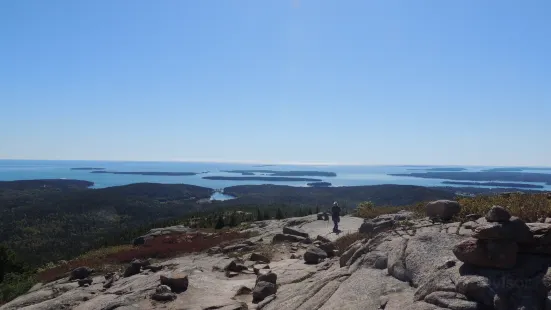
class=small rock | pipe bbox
[485,206,511,222]
[424,291,480,309]
[426,200,461,221]
[318,242,336,257]
[453,238,517,269]
[151,285,176,302]
[226,271,239,278]
[235,286,252,296]
[317,213,324,220]
[257,269,272,276]
[316,235,331,243]
[160,273,189,292]
[256,271,277,284]
[133,236,146,246]
[78,278,93,287]
[131,258,151,267]
[223,243,254,253]
[123,264,141,278]
[250,252,270,263]
[379,296,389,308]
[253,264,270,275]
[252,281,277,303]
[207,246,222,254]
[290,254,299,259]
[143,265,163,272]
[70,266,94,280]
[224,259,248,273]
[465,214,480,221]
[304,246,328,264]
[272,233,306,243]
[282,226,309,238]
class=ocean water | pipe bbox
[0,160,550,191]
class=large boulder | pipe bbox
[485,206,511,222]
[69,266,94,280]
[282,226,309,238]
[426,200,461,221]
[304,246,328,264]
[359,219,394,234]
[453,238,517,269]
[160,273,189,292]
[252,281,277,304]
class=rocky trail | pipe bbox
[4,202,551,310]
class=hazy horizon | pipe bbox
[1,158,550,168]
[1,1,550,166]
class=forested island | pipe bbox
[390,171,551,185]
[222,169,337,177]
[203,176,322,182]
[407,167,467,172]
[441,181,544,189]
[90,171,198,176]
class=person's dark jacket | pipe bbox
[331,205,341,219]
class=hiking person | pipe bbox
[331,201,341,233]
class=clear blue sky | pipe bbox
[1,1,550,166]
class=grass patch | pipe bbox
[457,192,551,222]
[36,230,249,283]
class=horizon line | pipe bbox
[0,158,550,168]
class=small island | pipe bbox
[90,171,198,176]
[407,167,467,172]
[203,176,322,182]
[70,167,106,171]
[441,181,544,189]
[307,181,332,187]
[222,170,337,177]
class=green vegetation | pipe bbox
[457,192,551,222]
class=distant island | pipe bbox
[407,167,467,172]
[253,165,276,167]
[307,181,332,187]
[0,179,94,190]
[203,176,322,182]
[390,171,551,185]
[441,181,544,189]
[70,167,106,171]
[90,171,198,176]
[222,170,337,177]
[482,167,551,172]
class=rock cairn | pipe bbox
[453,205,551,269]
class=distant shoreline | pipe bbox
[441,181,544,189]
